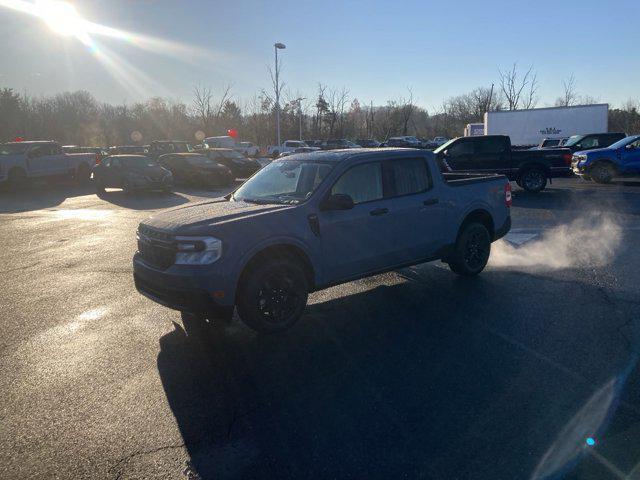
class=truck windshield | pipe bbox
[233,159,334,204]
[0,143,30,155]
[433,138,456,154]
[563,135,584,147]
[607,136,640,150]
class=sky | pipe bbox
[0,0,638,112]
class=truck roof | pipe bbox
[4,140,56,145]
[282,147,430,163]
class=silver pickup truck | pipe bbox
[0,141,98,186]
[134,148,512,333]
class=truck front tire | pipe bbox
[236,257,309,333]
[590,162,615,184]
[519,167,547,193]
[448,222,491,276]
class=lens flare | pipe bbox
[0,0,224,96]
[35,0,83,36]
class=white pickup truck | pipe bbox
[267,140,317,158]
[0,141,98,187]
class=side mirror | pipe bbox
[625,144,636,151]
[321,193,354,211]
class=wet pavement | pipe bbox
[1,178,640,479]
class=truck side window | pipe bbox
[579,137,599,149]
[448,141,474,157]
[387,158,431,196]
[476,137,506,154]
[331,162,383,204]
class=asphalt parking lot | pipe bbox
[1,177,640,479]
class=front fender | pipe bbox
[232,235,318,290]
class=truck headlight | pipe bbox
[174,236,222,265]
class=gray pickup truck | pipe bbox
[134,148,511,333]
[0,141,98,186]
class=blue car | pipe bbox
[572,134,640,183]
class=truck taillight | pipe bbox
[505,182,512,207]
[562,152,572,165]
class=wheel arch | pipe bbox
[458,208,495,240]
[236,242,316,298]
[589,158,618,172]
[517,162,550,180]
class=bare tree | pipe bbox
[399,87,416,135]
[555,74,578,107]
[498,63,537,110]
[522,71,539,109]
[191,84,232,134]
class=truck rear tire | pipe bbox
[519,167,547,193]
[448,222,491,276]
[236,257,309,333]
[590,163,615,184]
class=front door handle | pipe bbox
[370,207,389,216]
[423,198,439,206]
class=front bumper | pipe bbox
[572,162,587,176]
[133,253,236,313]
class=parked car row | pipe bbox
[434,131,638,191]
[0,140,98,187]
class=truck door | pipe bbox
[319,161,397,282]
[382,156,446,264]
[620,138,640,174]
[441,138,475,171]
[26,144,55,177]
[471,136,511,175]
[28,143,67,177]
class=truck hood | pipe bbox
[141,198,291,232]
[576,147,614,157]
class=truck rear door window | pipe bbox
[448,141,474,157]
[331,162,383,204]
[476,137,507,154]
[386,158,431,196]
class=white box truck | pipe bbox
[464,123,485,136]
[484,104,608,146]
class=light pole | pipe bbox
[294,97,306,141]
[274,42,286,147]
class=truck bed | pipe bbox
[442,172,506,186]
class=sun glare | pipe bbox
[36,0,85,37]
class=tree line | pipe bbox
[1,65,639,146]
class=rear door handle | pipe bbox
[370,207,389,216]
[423,198,439,206]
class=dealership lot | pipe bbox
[1,179,640,479]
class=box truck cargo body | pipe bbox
[464,123,485,136]
[484,104,608,146]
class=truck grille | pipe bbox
[137,225,175,270]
